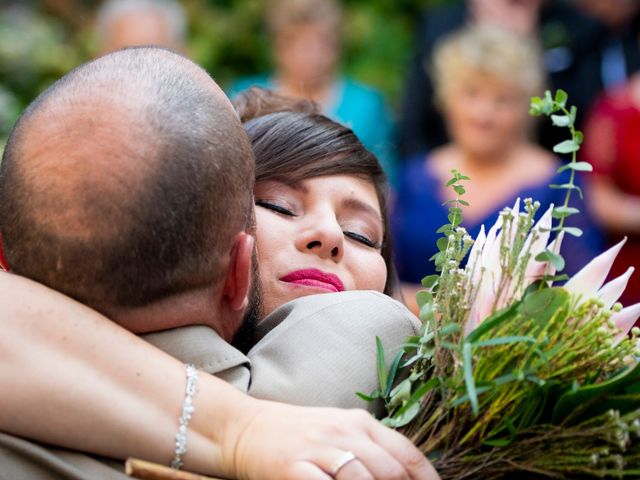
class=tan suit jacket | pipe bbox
[0,291,420,479]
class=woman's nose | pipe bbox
[295,214,344,262]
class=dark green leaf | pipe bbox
[465,302,521,343]
[385,351,405,397]
[356,391,379,402]
[518,288,570,328]
[552,363,640,424]
[475,336,536,348]
[483,438,512,447]
[376,337,387,394]
[553,140,579,154]
[458,199,470,207]
[446,177,457,187]
[453,185,466,195]
[574,130,584,144]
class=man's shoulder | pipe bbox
[256,290,420,341]
[247,292,421,409]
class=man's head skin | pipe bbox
[0,47,256,339]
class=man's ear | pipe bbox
[222,232,254,312]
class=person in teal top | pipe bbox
[228,0,397,185]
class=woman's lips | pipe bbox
[280,269,345,293]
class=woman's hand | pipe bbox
[221,398,440,480]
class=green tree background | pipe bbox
[0,0,459,150]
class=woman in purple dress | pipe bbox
[392,25,602,312]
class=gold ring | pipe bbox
[331,450,357,477]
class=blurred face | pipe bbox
[254,174,387,317]
[101,11,179,55]
[274,22,340,85]
[443,74,529,159]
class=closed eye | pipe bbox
[344,231,381,249]
[255,200,296,217]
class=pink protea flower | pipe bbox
[464,209,639,339]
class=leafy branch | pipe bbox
[529,89,590,275]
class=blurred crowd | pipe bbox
[1,0,639,306]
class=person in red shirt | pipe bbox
[0,233,7,271]
[582,69,640,307]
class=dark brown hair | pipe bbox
[234,88,398,296]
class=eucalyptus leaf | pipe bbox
[550,114,571,127]
[552,206,580,219]
[383,379,439,428]
[554,89,568,108]
[563,227,583,237]
[535,249,565,271]
[416,290,433,308]
[421,274,439,289]
[552,140,579,154]
[557,161,592,173]
[549,182,583,199]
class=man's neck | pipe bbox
[104,285,239,341]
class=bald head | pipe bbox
[0,48,254,312]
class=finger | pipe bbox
[345,440,409,480]
[368,423,440,480]
[286,461,333,480]
[335,458,373,480]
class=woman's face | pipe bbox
[274,22,340,85]
[254,174,387,317]
[443,74,529,158]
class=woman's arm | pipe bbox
[588,176,640,234]
[0,272,438,479]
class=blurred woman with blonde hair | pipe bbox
[392,25,602,311]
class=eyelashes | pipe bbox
[255,200,296,217]
[256,199,382,250]
[344,231,381,249]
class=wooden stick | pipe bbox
[125,458,227,480]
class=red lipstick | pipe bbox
[280,269,345,293]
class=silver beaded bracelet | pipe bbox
[171,364,199,470]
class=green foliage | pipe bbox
[0,0,461,150]
[363,91,640,478]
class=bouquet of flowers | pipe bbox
[363,91,640,479]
